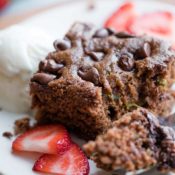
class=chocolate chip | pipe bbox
[30,82,40,93]
[39,60,64,74]
[53,39,71,51]
[31,73,56,85]
[93,28,109,38]
[107,28,116,35]
[39,60,47,71]
[88,52,104,61]
[118,54,135,71]
[47,60,64,73]
[135,43,151,59]
[78,67,100,85]
[115,32,136,38]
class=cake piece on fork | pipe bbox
[83,108,175,172]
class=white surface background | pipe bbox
[0,0,175,17]
[0,0,69,16]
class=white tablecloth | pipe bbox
[0,0,69,17]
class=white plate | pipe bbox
[0,0,175,174]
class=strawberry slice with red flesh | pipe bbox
[33,143,89,175]
[104,2,136,32]
[12,125,71,155]
[0,0,9,10]
[129,11,174,37]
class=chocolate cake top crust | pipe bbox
[30,22,175,139]
[83,108,175,172]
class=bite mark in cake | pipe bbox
[30,22,175,139]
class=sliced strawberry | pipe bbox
[129,11,174,36]
[33,143,89,175]
[0,0,9,10]
[104,2,136,32]
[172,42,175,50]
[12,125,71,155]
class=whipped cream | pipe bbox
[0,25,54,113]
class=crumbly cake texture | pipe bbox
[14,117,31,135]
[83,108,175,172]
[30,22,175,139]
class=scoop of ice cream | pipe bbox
[0,25,54,113]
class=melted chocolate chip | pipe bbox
[88,51,104,61]
[107,28,116,35]
[78,67,100,85]
[135,43,151,59]
[30,82,40,93]
[31,73,56,85]
[115,32,136,38]
[39,60,47,71]
[118,54,135,71]
[47,60,64,73]
[39,60,64,74]
[93,29,109,38]
[53,39,71,51]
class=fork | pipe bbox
[112,164,168,175]
[159,113,175,129]
[112,113,175,175]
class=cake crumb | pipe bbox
[14,117,31,135]
[2,131,13,139]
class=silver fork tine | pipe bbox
[112,169,127,175]
[112,166,159,175]
[159,113,175,128]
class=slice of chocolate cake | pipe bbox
[30,22,175,139]
[83,108,175,172]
